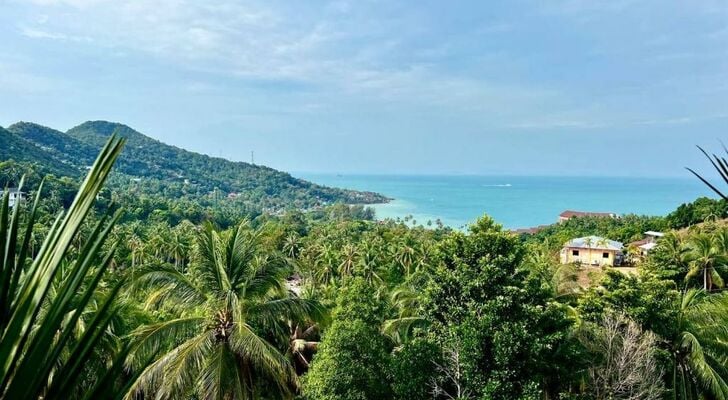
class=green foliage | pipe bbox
[524,214,668,249]
[389,337,440,400]
[302,279,394,400]
[0,136,140,399]
[666,197,728,229]
[4,126,728,400]
[2,121,388,225]
[127,221,325,399]
[425,216,583,399]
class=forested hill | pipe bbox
[1,121,388,211]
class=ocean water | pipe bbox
[297,174,715,229]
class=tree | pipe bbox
[390,337,441,400]
[127,221,324,399]
[302,279,393,400]
[670,289,728,400]
[580,313,665,400]
[424,216,582,399]
[577,271,728,399]
[337,244,358,279]
[686,233,726,291]
[645,232,689,282]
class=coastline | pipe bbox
[299,174,710,229]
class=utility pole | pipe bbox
[251,151,255,165]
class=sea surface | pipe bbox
[296,174,715,229]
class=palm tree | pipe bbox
[337,244,358,279]
[313,243,337,286]
[127,233,143,269]
[659,233,690,277]
[357,239,383,285]
[394,242,416,277]
[686,234,726,291]
[167,228,191,269]
[287,321,320,375]
[525,245,580,300]
[127,221,325,399]
[382,283,428,345]
[670,289,728,399]
[282,233,301,259]
[714,228,728,255]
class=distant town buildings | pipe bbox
[560,235,624,266]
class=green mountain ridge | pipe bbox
[2,120,388,210]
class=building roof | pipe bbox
[628,238,650,248]
[559,210,616,219]
[644,231,664,237]
[510,224,551,235]
[639,242,658,251]
[564,236,623,251]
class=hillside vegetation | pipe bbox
[2,121,387,213]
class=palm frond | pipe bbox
[680,331,728,400]
[127,331,213,399]
[229,322,296,395]
[126,316,206,368]
[686,145,728,200]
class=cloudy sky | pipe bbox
[1,0,727,176]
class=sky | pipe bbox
[0,0,727,177]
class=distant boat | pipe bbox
[482,183,512,187]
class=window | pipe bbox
[572,250,579,256]
[602,252,609,258]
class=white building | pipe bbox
[6,188,26,208]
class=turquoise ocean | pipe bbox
[296,174,715,230]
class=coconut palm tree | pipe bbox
[127,221,325,399]
[525,245,580,300]
[661,233,690,271]
[670,289,728,399]
[393,241,416,277]
[337,244,358,279]
[686,234,726,291]
[282,233,300,259]
[313,243,337,287]
[357,239,383,285]
[382,283,428,345]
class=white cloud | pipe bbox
[7,0,728,133]
[19,26,91,42]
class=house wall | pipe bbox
[560,247,618,266]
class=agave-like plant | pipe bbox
[686,145,728,200]
[0,136,138,399]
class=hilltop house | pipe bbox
[5,188,26,208]
[558,210,618,223]
[560,235,624,266]
[628,231,665,259]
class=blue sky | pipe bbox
[1,0,727,177]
